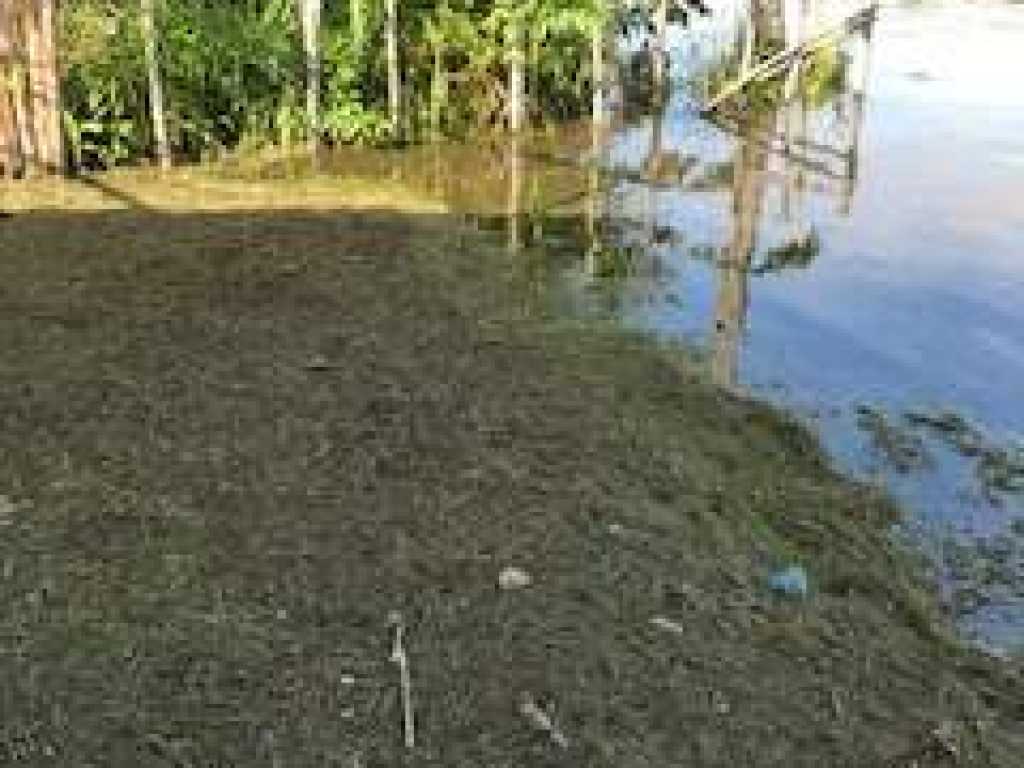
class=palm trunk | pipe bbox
[141,0,171,170]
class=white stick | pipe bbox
[389,611,415,749]
[519,693,569,749]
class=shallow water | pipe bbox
[535,1,1024,653]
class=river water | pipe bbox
[535,1,1024,654]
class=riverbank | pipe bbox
[0,173,1020,765]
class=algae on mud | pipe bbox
[0,172,1021,765]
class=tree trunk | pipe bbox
[0,3,17,176]
[351,0,364,48]
[430,44,443,141]
[506,17,524,133]
[0,87,15,177]
[592,19,604,124]
[25,0,61,174]
[652,0,668,103]
[300,0,322,145]
[141,0,171,170]
[386,0,400,137]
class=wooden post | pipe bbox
[25,0,62,173]
[386,0,400,137]
[141,0,171,170]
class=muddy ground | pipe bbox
[0,173,1021,766]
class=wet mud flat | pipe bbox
[0,187,1021,765]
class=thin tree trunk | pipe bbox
[12,63,34,175]
[0,88,16,177]
[712,117,764,390]
[652,0,668,103]
[300,0,322,146]
[141,0,171,170]
[25,0,61,174]
[430,44,443,141]
[506,17,524,133]
[351,0,364,48]
[592,18,604,125]
[386,0,400,137]
[0,3,17,176]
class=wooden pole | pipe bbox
[25,0,62,173]
[386,0,400,137]
[141,0,171,170]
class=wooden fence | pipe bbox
[0,0,62,177]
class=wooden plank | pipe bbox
[702,3,878,114]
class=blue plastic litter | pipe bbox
[769,565,809,597]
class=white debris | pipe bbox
[519,693,569,749]
[650,616,685,635]
[498,567,532,590]
[0,495,14,526]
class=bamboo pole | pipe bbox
[141,0,171,170]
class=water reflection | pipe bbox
[518,2,1022,654]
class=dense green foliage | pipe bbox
[59,0,609,168]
